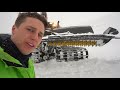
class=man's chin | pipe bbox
[22,51,32,55]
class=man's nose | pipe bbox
[32,33,39,40]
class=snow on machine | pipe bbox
[32,24,120,63]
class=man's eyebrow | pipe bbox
[28,26,36,30]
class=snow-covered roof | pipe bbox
[53,26,94,34]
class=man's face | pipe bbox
[11,17,45,55]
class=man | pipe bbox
[0,12,48,78]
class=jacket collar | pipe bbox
[0,47,22,65]
[0,47,34,68]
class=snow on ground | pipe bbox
[34,58,120,78]
[34,39,120,78]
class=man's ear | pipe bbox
[12,25,16,35]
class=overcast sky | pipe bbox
[0,12,114,34]
[47,12,112,26]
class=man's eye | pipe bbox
[28,29,34,32]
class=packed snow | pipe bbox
[34,58,120,78]
[35,58,120,78]
[34,38,120,78]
